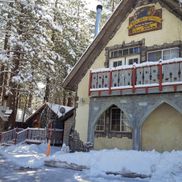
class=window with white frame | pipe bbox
[95,113,105,131]
[110,107,131,132]
[109,46,141,67]
[147,47,180,62]
[109,58,125,68]
[126,55,140,65]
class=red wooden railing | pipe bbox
[89,59,182,96]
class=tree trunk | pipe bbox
[0,2,13,106]
[44,77,50,102]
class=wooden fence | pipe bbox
[0,128,63,145]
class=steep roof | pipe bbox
[63,0,182,91]
[25,102,74,125]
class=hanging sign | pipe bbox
[128,6,162,36]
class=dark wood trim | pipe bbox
[135,0,158,7]
[146,41,182,52]
[159,0,182,21]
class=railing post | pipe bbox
[14,131,17,144]
[0,133,2,143]
[132,65,136,93]
[109,70,112,95]
[158,62,163,91]
[88,71,92,96]
[26,128,29,140]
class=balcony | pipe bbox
[89,59,182,97]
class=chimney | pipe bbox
[94,5,103,36]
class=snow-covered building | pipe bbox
[25,103,75,146]
[63,0,182,152]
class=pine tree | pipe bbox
[0,0,93,128]
[43,0,92,105]
[0,0,59,127]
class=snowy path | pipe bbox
[0,154,148,182]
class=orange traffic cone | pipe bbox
[45,140,51,156]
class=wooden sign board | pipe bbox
[128,6,162,36]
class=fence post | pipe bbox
[14,131,17,144]
[26,128,29,140]
[88,71,92,96]
[132,65,136,93]
[109,71,112,95]
[0,133,2,143]
[158,62,163,91]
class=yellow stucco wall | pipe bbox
[75,52,106,142]
[75,2,182,144]
[142,104,182,152]
[94,137,132,150]
[108,3,182,47]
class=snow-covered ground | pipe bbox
[0,144,182,182]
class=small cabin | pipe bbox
[25,102,75,146]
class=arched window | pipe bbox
[110,106,131,132]
[95,106,131,134]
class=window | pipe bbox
[109,47,141,59]
[128,58,139,65]
[148,47,180,62]
[113,60,122,67]
[163,48,179,60]
[110,107,131,132]
[148,51,161,62]
[109,47,141,67]
[95,113,105,131]
[126,55,140,65]
[123,49,129,56]
[109,58,125,68]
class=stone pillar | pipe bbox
[63,116,74,146]
[133,127,141,150]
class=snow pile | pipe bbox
[51,149,160,176]
[0,143,59,168]
[1,144,182,181]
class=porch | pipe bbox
[0,128,63,146]
[89,59,182,97]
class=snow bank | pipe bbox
[51,149,160,176]
[50,149,182,181]
[1,144,182,181]
[0,143,59,168]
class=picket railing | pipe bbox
[0,128,63,145]
[0,128,17,144]
[89,59,182,96]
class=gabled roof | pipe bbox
[47,103,74,118]
[25,102,74,125]
[63,0,182,91]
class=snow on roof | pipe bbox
[91,58,182,73]
[47,103,74,118]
